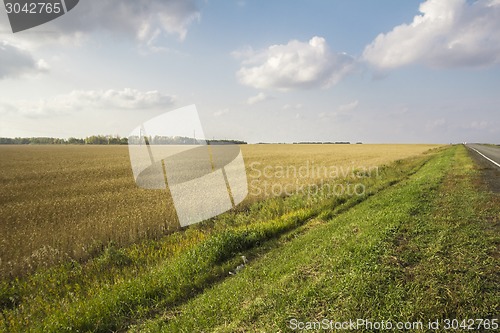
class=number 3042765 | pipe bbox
[5,2,62,15]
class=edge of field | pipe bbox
[128,145,499,332]
[1,146,440,332]
[4,145,495,333]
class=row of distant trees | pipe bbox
[128,135,247,145]
[293,141,356,145]
[0,135,128,145]
[0,135,247,145]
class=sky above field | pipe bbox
[0,0,499,143]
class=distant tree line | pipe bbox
[128,136,247,145]
[207,139,247,145]
[0,135,247,145]
[292,141,355,145]
[129,135,199,145]
[0,135,128,145]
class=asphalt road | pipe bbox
[466,144,500,168]
[466,144,500,193]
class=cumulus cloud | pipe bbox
[236,36,355,90]
[246,92,271,105]
[363,0,500,69]
[0,0,199,47]
[75,0,200,42]
[0,41,46,78]
[0,0,200,79]
[1,88,176,117]
[72,88,176,109]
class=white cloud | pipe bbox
[246,92,271,105]
[1,88,176,118]
[0,0,200,48]
[363,0,500,69]
[0,41,46,79]
[337,100,359,113]
[77,89,176,109]
[0,0,200,78]
[236,36,355,90]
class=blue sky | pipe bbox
[0,0,499,143]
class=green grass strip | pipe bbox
[0,151,436,332]
[130,145,498,332]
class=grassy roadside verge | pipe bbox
[131,145,498,332]
[0,149,439,332]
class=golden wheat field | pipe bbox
[0,144,441,277]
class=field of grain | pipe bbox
[0,144,440,277]
[241,144,441,197]
[1,145,497,332]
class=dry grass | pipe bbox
[0,144,441,277]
